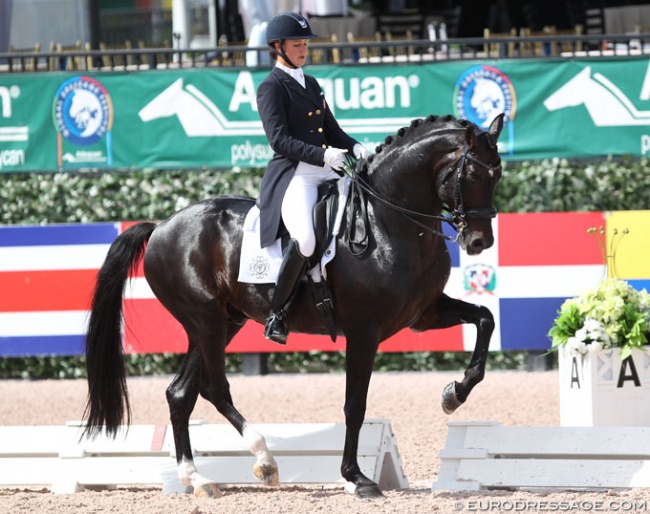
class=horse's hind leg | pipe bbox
[167,318,278,497]
[165,346,222,497]
[196,321,279,487]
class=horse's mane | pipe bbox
[367,114,478,165]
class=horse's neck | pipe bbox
[366,157,444,230]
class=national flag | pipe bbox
[2,210,647,358]
[122,211,609,354]
[0,224,118,357]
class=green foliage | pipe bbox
[1,157,648,225]
[494,156,650,213]
[0,351,530,379]
[1,157,647,378]
[548,303,582,347]
[0,167,264,225]
[549,278,650,360]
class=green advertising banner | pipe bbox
[1,57,649,173]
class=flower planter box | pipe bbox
[559,346,650,426]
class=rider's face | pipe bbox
[276,39,308,68]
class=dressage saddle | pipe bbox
[276,169,369,343]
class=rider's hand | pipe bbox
[324,147,348,171]
[353,143,369,160]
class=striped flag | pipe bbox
[123,211,608,354]
[3,210,646,357]
[0,223,118,357]
[444,212,606,351]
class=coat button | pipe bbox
[318,127,323,132]
[316,109,322,115]
[322,144,327,148]
[308,111,313,116]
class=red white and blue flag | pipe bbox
[0,212,624,357]
[445,211,605,351]
[0,223,119,357]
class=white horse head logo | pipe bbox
[470,78,506,129]
[544,67,650,126]
[138,78,263,137]
[69,89,103,137]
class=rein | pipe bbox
[343,144,500,245]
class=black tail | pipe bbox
[82,222,157,438]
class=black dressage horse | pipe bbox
[83,113,504,498]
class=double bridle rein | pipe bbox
[344,143,501,244]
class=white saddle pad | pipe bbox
[237,177,350,284]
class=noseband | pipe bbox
[447,145,500,236]
[345,144,500,243]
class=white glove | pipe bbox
[353,143,369,160]
[323,147,348,171]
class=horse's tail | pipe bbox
[82,222,157,438]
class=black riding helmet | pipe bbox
[266,12,317,68]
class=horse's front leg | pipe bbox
[413,293,494,414]
[341,333,383,498]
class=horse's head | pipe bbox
[364,113,503,256]
[436,113,503,255]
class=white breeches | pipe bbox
[281,162,340,258]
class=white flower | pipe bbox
[589,341,604,353]
[574,327,588,344]
[566,337,588,356]
[550,278,650,357]
[583,318,611,346]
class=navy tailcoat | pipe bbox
[257,66,358,248]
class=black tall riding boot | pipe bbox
[264,239,308,344]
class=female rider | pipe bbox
[256,12,369,344]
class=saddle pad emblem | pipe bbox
[250,256,272,280]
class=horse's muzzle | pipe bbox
[462,232,494,255]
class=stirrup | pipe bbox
[264,313,288,345]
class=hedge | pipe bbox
[2,156,649,225]
[1,156,647,378]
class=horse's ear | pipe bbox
[487,113,505,142]
[464,125,475,148]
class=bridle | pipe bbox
[445,145,501,237]
[344,143,501,243]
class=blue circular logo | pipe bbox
[454,65,516,129]
[53,77,112,146]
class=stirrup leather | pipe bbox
[309,277,337,343]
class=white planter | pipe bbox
[559,346,650,426]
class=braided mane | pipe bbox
[367,114,476,164]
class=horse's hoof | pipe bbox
[193,482,222,499]
[253,463,279,486]
[441,381,464,414]
[344,481,384,498]
[356,484,384,499]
